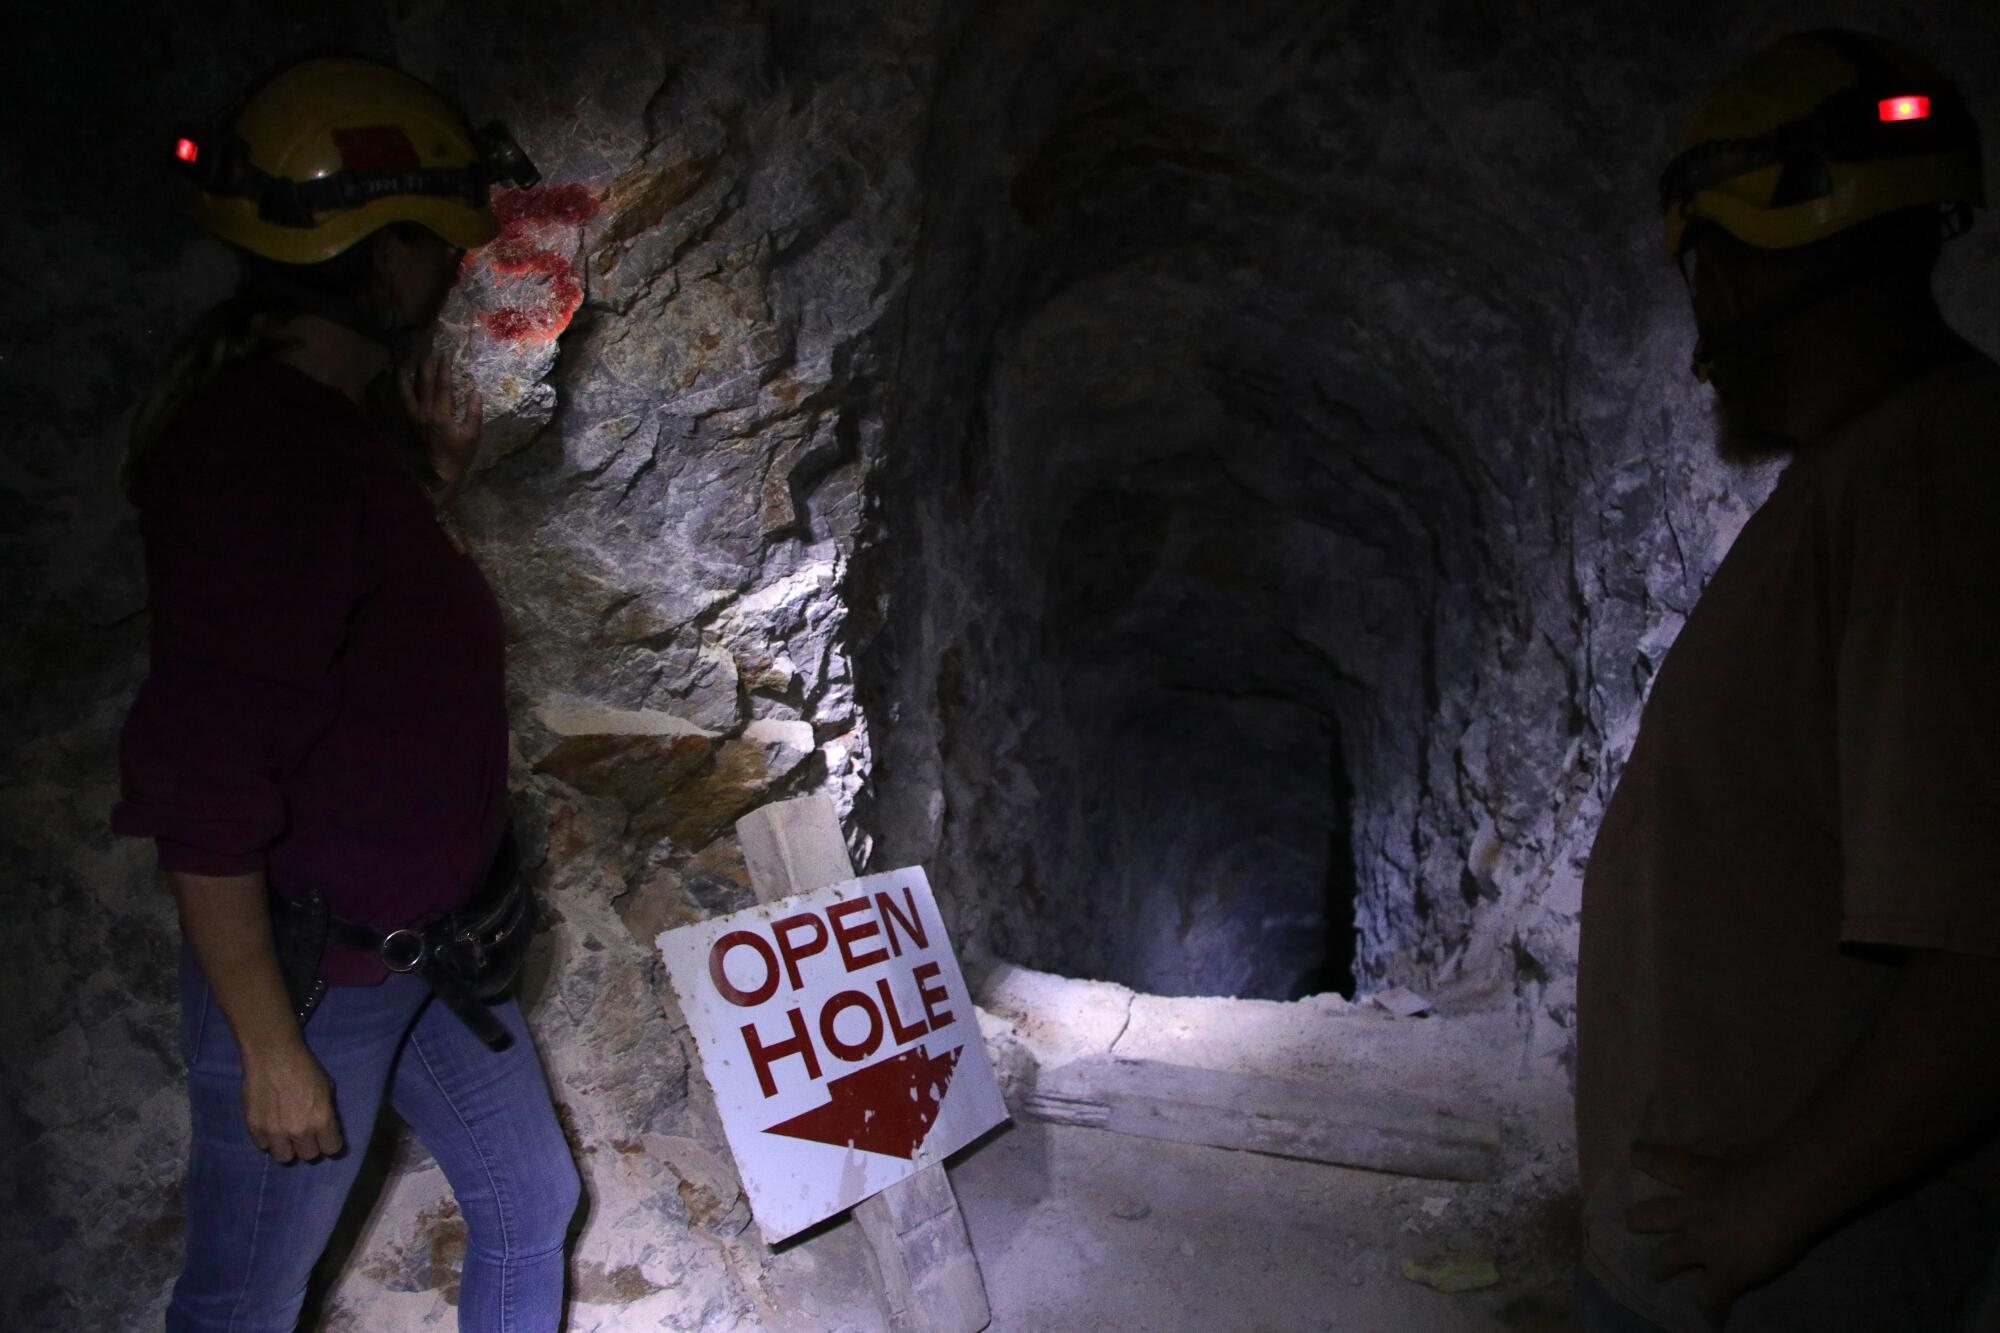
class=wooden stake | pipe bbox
[735,795,993,1332]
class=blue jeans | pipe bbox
[168,951,580,1332]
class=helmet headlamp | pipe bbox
[171,58,544,262]
[174,120,541,229]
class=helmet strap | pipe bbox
[176,122,540,230]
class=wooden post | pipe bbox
[735,795,993,1333]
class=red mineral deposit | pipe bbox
[475,184,601,344]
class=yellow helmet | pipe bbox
[172,56,539,265]
[1659,29,1983,257]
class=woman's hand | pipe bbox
[241,1039,344,1164]
[170,871,347,1165]
[400,343,483,507]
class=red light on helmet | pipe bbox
[1878,96,1931,122]
[175,137,200,163]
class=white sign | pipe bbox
[657,866,1008,1243]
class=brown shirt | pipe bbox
[1576,357,2000,1329]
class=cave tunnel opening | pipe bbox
[1031,467,1368,1001]
[877,257,1487,1002]
[861,3,1534,1005]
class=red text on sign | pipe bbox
[708,885,954,1099]
[708,886,931,1006]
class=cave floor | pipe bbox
[950,1117,1578,1333]
[752,965,1581,1332]
[756,1115,1579,1333]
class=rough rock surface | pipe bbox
[854,0,2000,1023]
[4,1,2000,1329]
[4,4,932,1327]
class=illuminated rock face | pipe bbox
[6,0,2000,1328]
[3,5,931,1329]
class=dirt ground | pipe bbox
[952,1117,1578,1332]
[752,963,1582,1332]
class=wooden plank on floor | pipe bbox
[1023,1055,1502,1182]
[735,795,993,1333]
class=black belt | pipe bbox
[267,830,534,1052]
[323,909,516,1051]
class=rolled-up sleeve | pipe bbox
[111,404,369,875]
[1837,389,2000,958]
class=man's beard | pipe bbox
[1710,391,1801,464]
[1704,348,1802,465]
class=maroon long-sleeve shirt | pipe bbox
[112,357,509,984]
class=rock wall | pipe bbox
[4,1,1999,1328]
[3,3,942,1327]
[855,0,2000,1024]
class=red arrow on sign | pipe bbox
[763,1043,962,1160]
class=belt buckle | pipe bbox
[381,928,428,972]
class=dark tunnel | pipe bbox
[857,6,1532,1000]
